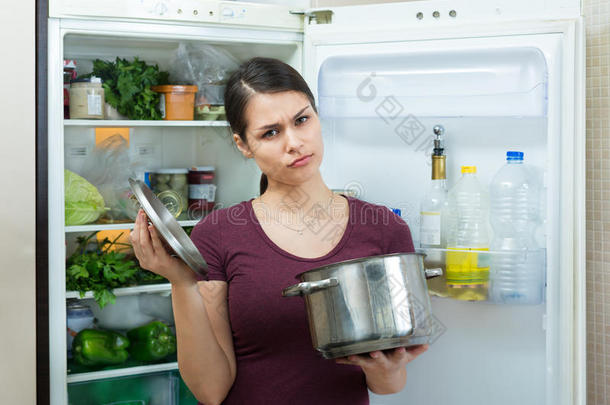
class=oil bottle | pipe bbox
[419,125,449,297]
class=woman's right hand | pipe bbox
[129,209,197,286]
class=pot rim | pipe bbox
[294,251,424,280]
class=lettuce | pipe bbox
[65,170,106,226]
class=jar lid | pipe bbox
[71,76,102,84]
[190,166,215,172]
[66,300,91,311]
[154,168,189,174]
[151,85,198,93]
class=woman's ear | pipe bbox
[233,133,254,158]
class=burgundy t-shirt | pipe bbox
[189,196,415,405]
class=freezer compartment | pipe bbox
[67,370,197,405]
[317,47,548,118]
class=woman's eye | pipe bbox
[296,116,309,125]
[262,129,279,138]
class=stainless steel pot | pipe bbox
[282,252,442,359]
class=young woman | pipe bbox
[130,57,427,405]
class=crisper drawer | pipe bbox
[68,371,197,405]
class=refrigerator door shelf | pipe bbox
[318,47,548,118]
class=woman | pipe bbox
[130,57,427,405]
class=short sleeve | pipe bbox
[383,208,415,254]
[189,210,226,282]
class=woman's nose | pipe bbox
[284,127,304,152]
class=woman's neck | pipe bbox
[255,173,347,227]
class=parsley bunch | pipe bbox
[66,232,166,308]
[87,57,170,120]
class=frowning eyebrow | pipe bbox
[255,105,311,131]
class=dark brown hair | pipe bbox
[224,57,317,195]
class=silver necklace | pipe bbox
[259,192,336,236]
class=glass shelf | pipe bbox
[65,220,199,233]
[64,119,229,127]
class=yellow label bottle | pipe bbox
[444,165,490,301]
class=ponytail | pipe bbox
[259,173,268,195]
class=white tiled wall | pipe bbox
[584,1,609,403]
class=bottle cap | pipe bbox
[461,166,477,174]
[506,151,524,161]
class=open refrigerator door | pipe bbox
[302,1,585,405]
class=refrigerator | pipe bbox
[45,0,585,404]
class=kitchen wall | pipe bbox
[584,1,610,404]
[0,0,37,403]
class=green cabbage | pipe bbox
[65,170,106,225]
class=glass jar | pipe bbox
[69,77,105,119]
[188,166,217,220]
[66,300,94,359]
[149,169,189,219]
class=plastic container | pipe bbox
[66,300,94,359]
[489,151,544,304]
[69,77,105,119]
[149,169,189,219]
[187,166,217,220]
[68,371,184,405]
[85,295,174,331]
[151,85,198,120]
[445,165,490,301]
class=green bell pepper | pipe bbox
[72,329,130,366]
[127,321,177,362]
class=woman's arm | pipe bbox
[130,210,236,405]
[335,344,428,394]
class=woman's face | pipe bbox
[234,91,323,187]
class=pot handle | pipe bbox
[282,278,340,297]
[425,268,443,279]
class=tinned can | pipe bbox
[66,300,94,358]
[188,166,217,220]
[149,168,189,219]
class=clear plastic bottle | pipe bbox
[489,151,544,304]
[445,165,490,301]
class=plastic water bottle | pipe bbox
[489,151,544,304]
[445,166,490,301]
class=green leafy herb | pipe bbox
[84,57,169,120]
[66,232,166,308]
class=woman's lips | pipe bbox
[289,154,313,168]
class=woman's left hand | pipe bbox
[335,344,429,394]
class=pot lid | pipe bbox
[128,178,208,277]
